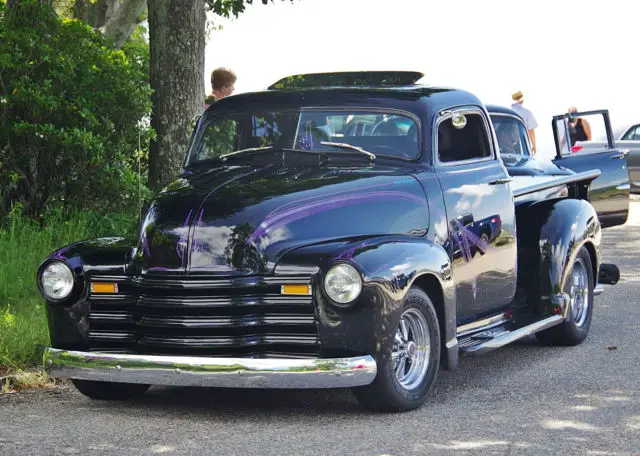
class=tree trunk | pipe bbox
[101,0,147,48]
[71,0,116,29]
[147,0,205,192]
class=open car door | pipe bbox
[552,109,630,228]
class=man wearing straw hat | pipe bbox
[510,90,538,155]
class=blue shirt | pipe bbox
[511,103,538,131]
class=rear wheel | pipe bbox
[353,287,440,412]
[536,245,594,346]
[72,379,150,401]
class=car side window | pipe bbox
[196,119,239,161]
[622,125,640,141]
[438,112,492,163]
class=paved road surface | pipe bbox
[2,203,639,456]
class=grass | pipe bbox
[0,207,138,372]
[1,369,60,395]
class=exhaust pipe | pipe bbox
[598,263,620,285]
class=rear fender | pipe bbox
[275,236,458,370]
[517,198,601,316]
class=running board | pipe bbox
[459,315,563,355]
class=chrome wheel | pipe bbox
[391,308,431,390]
[568,257,590,327]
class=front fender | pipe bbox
[274,235,456,367]
[37,237,136,350]
[39,237,136,279]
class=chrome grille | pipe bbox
[87,275,320,358]
[87,277,137,354]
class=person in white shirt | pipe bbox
[510,90,538,155]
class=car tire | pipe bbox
[72,379,150,401]
[535,245,594,346]
[479,233,490,256]
[353,287,441,413]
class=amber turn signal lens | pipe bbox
[91,282,118,293]
[281,284,311,295]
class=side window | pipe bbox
[622,125,640,141]
[438,113,492,163]
[196,119,239,161]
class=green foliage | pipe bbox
[0,207,138,368]
[205,0,295,19]
[0,0,153,220]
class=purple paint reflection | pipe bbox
[248,191,423,245]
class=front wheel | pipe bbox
[536,245,594,346]
[353,287,441,412]
[72,379,150,401]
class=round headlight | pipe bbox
[324,263,362,305]
[41,261,74,300]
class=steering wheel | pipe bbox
[344,121,372,137]
[371,119,401,136]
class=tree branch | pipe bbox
[101,0,147,48]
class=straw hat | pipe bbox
[511,90,524,103]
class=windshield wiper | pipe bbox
[220,146,274,160]
[320,142,376,161]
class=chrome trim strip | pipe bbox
[89,275,131,283]
[89,294,136,303]
[135,275,312,289]
[488,112,525,122]
[456,313,507,337]
[462,315,563,355]
[43,348,377,389]
[616,183,631,191]
[594,284,604,296]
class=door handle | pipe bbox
[610,153,625,160]
[489,177,513,185]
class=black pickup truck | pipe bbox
[39,71,628,412]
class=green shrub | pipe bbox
[0,206,138,368]
[0,0,153,220]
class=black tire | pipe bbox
[478,233,490,256]
[535,246,594,346]
[72,379,150,401]
[353,287,441,413]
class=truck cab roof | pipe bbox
[205,71,486,121]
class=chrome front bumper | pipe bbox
[43,348,377,389]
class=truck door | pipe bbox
[434,107,517,324]
[551,109,630,228]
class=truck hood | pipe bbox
[136,163,429,276]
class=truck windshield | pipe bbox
[491,115,531,156]
[189,108,420,164]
